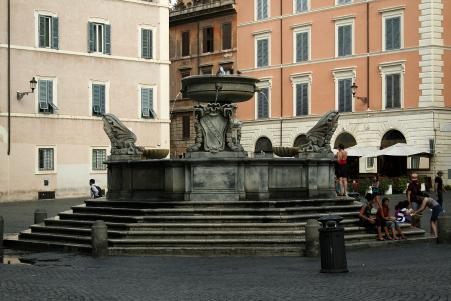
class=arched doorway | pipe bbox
[379,130,407,176]
[293,134,308,147]
[334,132,358,179]
[254,137,273,157]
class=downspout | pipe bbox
[7,0,11,155]
[366,1,370,110]
[279,0,283,146]
[197,20,200,75]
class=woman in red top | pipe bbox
[336,144,348,196]
[377,197,406,240]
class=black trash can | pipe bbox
[318,215,348,273]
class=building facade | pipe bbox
[236,0,451,182]
[169,0,237,158]
[0,0,170,202]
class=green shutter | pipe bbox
[51,17,59,49]
[142,29,152,59]
[104,24,111,55]
[39,15,45,47]
[88,22,95,52]
[38,80,49,111]
[92,84,101,114]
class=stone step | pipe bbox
[107,238,305,248]
[84,198,357,209]
[72,204,362,217]
[346,234,437,250]
[58,211,359,224]
[108,246,305,256]
[19,231,91,245]
[4,233,91,254]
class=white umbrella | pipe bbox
[375,143,431,157]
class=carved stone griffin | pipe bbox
[103,113,143,156]
[299,111,339,154]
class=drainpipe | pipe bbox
[7,0,11,155]
[279,0,283,146]
[366,1,370,110]
[197,20,200,75]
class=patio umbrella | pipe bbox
[332,145,379,157]
[375,143,431,157]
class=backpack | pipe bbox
[93,185,103,198]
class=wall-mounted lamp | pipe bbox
[351,82,368,105]
[17,77,37,100]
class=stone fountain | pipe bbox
[105,74,339,202]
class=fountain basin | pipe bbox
[181,75,260,103]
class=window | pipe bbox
[379,61,404,110]
[256,0,269,20]
[201,65,213,75]
[382,9,403,51]
[338,78,353,112]
[92,149,107,171]
[366,157,375,169]
[336,19,354,57]
[88,22,111,54]
[92,84,106,116]
[38,79,58,114]
[385,74,401,109]
[294,0,308,13]
[203,27,214,53]
[222,23,232,50]
[411,156,420,169]
[294,27,310,62]
[257,87,269,119]
[220,63,234,74]
[180,69,191,78]
[38,148,54,171]
[182,31,190,56]
[38,14,58,49]
[141,87,156,118]
[141,28,153,59]
[295,83,309,116]
[255,36,269,68]
[336,0,352,4]
[182,115,190,139]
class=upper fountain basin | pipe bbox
[181,75,260,103]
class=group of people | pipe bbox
[359,171,445,239]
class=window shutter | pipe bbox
[182,31,190,56]
[257,93,263,118]
[148,30,153,59]
[344,25,351,55]
[99,85,106,114]
[262,39,268,66]
[296,32,308,62]
[39,15,45,47]
[47,80,53,105]
[142,29,152,59]
[386,75,393,108]
[222,23,232,50]
[92,84,101,114]
[262,0,268,19]
[257,40,262,67]
[338,80,345,112]
[141,88,151,118]
[338,26,344,56]
[88,22,95,52]
[386,18,393,50]
[344,78,352,112]
[393,17,400,49]
[393,74,401,108]
[257,0,262,19]
[51,17,59,49]
[296,83,308,116]
[104,24,111,55]
[39,80,49,110]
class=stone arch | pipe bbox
[254,136,273,153]
[333,132,357,149]
[293,134,308,147]
[380,129,406,148]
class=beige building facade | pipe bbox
[236,0,451,182]
[0,0,170,202]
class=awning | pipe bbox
[333,145,379,157]
[374,143,431,157]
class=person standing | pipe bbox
[406,173,421,210]
[434,171,446,211]
[336,144,348,196]
[412,193,443,238]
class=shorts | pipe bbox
[337,164,347,178]
[431,205,443,222]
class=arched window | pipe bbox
[293,134,308,148]
[334,132,357,149]
[254,137,273,154]
[380,130,406,149]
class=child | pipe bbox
[395,200,412,224]
[378,197,406,240]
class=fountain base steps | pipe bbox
[4,197,434,256]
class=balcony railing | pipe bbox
[170,0,236,14]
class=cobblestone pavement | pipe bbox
[0,243,450,301]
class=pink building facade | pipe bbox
[236,0,451,181]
